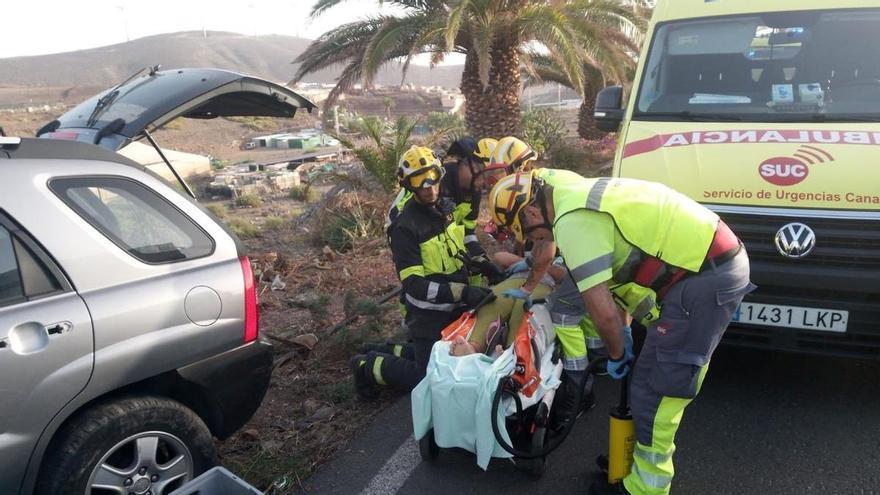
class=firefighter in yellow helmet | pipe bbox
[351,146,492,400]
[474,137,498,164]
[483,136,539,190]
[489,171,753,495]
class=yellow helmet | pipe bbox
[485,136,537,188]
[398,145,444,191]
[474,138,498,163]
[488,171,536,243]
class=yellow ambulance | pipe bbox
[594,0,880,357]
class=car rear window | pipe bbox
[0,222,64,307]
[0,226,24,306]
[50,177,214,264]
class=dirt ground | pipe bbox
[207,190,406,493]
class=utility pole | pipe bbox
[248,2,257,36]
[557,83,562,110]
[528,86,533,111]
[116,5,129,42]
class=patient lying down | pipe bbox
[449,253,566,357]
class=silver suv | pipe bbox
[0,68,315,495]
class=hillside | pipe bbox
[0,31,465,106]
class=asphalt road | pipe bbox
[302,346,880,494]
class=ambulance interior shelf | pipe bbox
[634,8,880,120]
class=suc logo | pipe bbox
[758,146,835,186]
[759,156,809,186]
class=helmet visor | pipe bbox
[404,164,444,190]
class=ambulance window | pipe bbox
[634,8,880,121]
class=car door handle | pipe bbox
[46,321,72,336]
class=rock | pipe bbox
[310,406,335,422]
[261,440,283,453]
[322,245,336,261]
[271,274,287,291]
[240,428,260,441]
[302,398,322,415]
[292,333,318,350]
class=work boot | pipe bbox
[350,353,380,401]
[587,480,630,495]
[359,340,414,360]
[587,473,630,495]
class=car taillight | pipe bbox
[239,255,259,343]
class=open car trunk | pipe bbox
[39,67,316,151]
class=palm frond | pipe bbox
[292,19,385,83]
[517,4,584,98]
[445,0,472,51]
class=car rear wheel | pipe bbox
[35,396,216,495]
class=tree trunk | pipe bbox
[461,33,523,139]
[578,65,606,141]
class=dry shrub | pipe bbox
[316,191,385,252]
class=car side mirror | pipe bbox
[594,86,625,133]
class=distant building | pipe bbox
[247,131,340,150]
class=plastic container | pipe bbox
[169,467,262,495]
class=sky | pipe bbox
[0,0,405,58]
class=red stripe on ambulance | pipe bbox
[623,130,880,158]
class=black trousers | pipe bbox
[376,337,434,392]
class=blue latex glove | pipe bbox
[506,259,530,275]
[607,326,634,380]
[502,287,532,304]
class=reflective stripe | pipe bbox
[617,248,643,282]
[587,336,605,349]
[406,293,457,312]
[427,282,440,302]
[399,265,425,281]
[393,344,404,357]
[586,177,611,210]
[633,295,656,320]
[635,447,673,465]
[372,355,386,386]
[631,460,672,490]
[563,355,589,371]
[464,234,479,244]
[570,254,614,284]
[551,312,583,326]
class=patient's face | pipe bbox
[520,206,554,242]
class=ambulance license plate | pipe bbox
[732,303,848,333]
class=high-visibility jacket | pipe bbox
[551,176,720,294]
[385,161,483,255]
[390,199,470,337]
[534,167,585,187]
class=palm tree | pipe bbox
[333,115,452,192]
[293,0,643,139]
[523,3,649,139]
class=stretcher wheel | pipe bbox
[419,429,439,461]
[519,427,547,478]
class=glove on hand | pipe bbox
[502,287,533,305]
[505,259,530,275]
[470,255,506,285]
[461,286,493,309]
[607,326,634,380]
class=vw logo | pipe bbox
[774,223,816,259]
